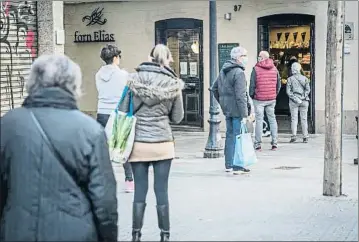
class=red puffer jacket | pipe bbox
[254,58,278,101]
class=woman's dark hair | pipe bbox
[100,44,121,64]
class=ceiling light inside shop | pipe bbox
[191,41,199,54]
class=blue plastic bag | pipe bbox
[233,122,258,168]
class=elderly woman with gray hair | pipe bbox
[0,55,118,241]
[286,62,311,143]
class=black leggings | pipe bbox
[131,159,172,205]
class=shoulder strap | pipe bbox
[29,110,79,186]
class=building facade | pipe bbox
[1,1,358,135]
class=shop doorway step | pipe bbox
[171,124,204,132]
[276,115,292,134]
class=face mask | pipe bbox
[241,56,249,66]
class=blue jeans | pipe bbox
[224,117,242,171]
[96,113,133,182]
[253,100,278,147]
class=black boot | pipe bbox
[156,205,170,242]
[132,203,146,242]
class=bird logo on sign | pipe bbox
[82,7,107,26]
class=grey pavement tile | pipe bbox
[114,133,358,241]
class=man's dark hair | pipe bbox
[100,44,121,64]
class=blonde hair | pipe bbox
[150,44,172,66]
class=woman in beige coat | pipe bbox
[120,44,184,242]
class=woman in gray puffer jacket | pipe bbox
[119,44,184,242]
[286,62,311,143]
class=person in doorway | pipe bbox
[119,44,184,242]
[286,62,311,143]
[211,46,251,175]
[95,44,134,193]
[249,50,281,151]
[0,55,118,241]
[282,56,305,80]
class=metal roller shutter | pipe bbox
[0,1,38,116]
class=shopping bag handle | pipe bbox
[240,122,248,134]
[127,91,134,117]
[115,86,129,113]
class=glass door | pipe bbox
[155,19,204,128]
[166,29,202,126]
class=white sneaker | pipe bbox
[263,131,271,137]
[225,168,233,172]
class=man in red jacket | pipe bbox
[249,51,281,151]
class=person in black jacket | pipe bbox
[0,54,118,242]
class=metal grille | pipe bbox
[274,166,302,170]
[0,1,38,116]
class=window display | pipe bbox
[268,25,312,115]
[269,25,312,83]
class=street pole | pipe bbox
[323,0,345,196]
[204,0,223,158]
[356,14,359,165]
[356,70,359,165]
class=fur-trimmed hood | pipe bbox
[128,62,185,106]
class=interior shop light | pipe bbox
[191,41,199,54]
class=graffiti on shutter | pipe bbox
[0,1,38,116]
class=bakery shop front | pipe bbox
[258,14,315,133]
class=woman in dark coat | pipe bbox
[0,55,118,242]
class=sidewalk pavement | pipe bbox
[113,132,358,241]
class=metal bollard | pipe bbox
[355,116,358,165]
[356,116,358,139]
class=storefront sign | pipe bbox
[74,7,115,43]
[82,7,107,26]
[74,30,115,43]
[344,22,354,40]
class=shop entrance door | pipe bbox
[257,14,316,134]
[155,19,204,129]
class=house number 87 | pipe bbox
[234,5,242,12]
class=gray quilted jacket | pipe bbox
[286,74,311,104]
[119,62,184,143]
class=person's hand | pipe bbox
[242,118,247,123]
[248,114,255,123]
